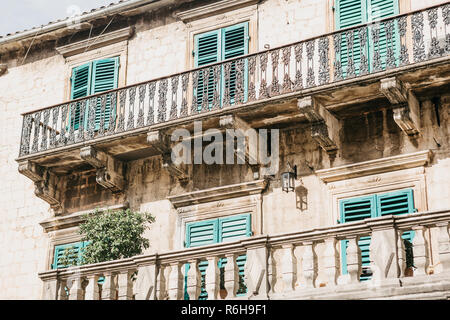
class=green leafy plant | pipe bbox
[76,209,155,265]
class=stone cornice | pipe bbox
[167,179,268,208]
[55,27,134,58]
[39,203,129,233]
[176,0,259,22]
[316,150,432,183]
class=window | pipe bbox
[52,241,88,269]
[339,188,416,280]
[184,213,252,300]
[335,0,399,75]
[70,57,120,130]
[193,22,249,109]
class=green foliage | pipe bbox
[78,209,155,265]
[59,247,81,268]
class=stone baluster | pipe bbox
[68,277,85,300]
[84,275,100,300]
[437,222,450,272]
[167,262,182,300]
[346,236,361,283]
[368,220,399,281]
[156,264,168,300]
[118,270,134,300]
[58,280,68,300]
[224,254,239,299]
[244,237,269,299]
[205,257,219,300]
[281,244,296,292]
[102,272,117,300]
[412,226,429,275]
[397,229,407,278]
[186,260,202,300]
[41,271,59,300]
[302,242,316,288]
[134,262,157,300]
[323,237,339,287]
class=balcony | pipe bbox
[18,4,450,164]
[38,209,450,300]
[16,3,450,214]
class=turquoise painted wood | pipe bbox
[52,241,88,269]
[90,57,120,130]
[335,0,399,75]
[194,22,248,110]
[68,57,119,131]
[340,188,416,280]
[184,214,251,300]
[70,63,92,130]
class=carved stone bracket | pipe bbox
[80,146,124,193]
[298,96,340,154]
[219,114,260,179]
[18,160,64,213]
[380,77,420,136]
[147,130,188,182]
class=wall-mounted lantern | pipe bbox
[281,162,297,193]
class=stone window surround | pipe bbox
[181,2,259,70]
[59,29,131,101]
[169,180,267,250]
[43,203,129,270]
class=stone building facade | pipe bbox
[0,0,449,300]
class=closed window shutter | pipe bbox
[340,195,376,280]
[222,22,249,104]
[52,241,87,269]
[336,0,367,77]
[194,30,221,110]
[184,214,252,300]
[377,188,416,268]
[91,57,120,130]
[368,0,399,69]
[70,63,92,130]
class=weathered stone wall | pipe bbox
[0,0,449,299]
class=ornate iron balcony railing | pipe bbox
[38,209,450,300]
[19,3,450,158]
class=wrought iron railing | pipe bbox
[38,209,450,300]
[19,3,450,157]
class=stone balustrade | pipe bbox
[39,209,450,300]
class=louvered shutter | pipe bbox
[91,57,119,130]
[52,241,87,269]
[184,214,252,300]
[335,0,367,78]
[340,195,376,280]
[377,188,416,268]
[221,22,249,104]
[194,30,221,111]
[218,214,251,296]
[368,0,400,70]
[70,63,92,130]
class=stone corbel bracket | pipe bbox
[380,77,420,136]
[18,160,64,214]
[80,146,124,193]
[219,114,261,179]
[147,130,188,182]
[298,96,340,154]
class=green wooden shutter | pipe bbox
[52,241,87,269]
[218,213,251,296]
[368,0,400,70]
[340,195,376,280]
[377,188,416,268]
[70,63,92,130]
[194,30,221,111]
[90,57,120,130]
[336,0,367,78]
[221,22,249,104]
